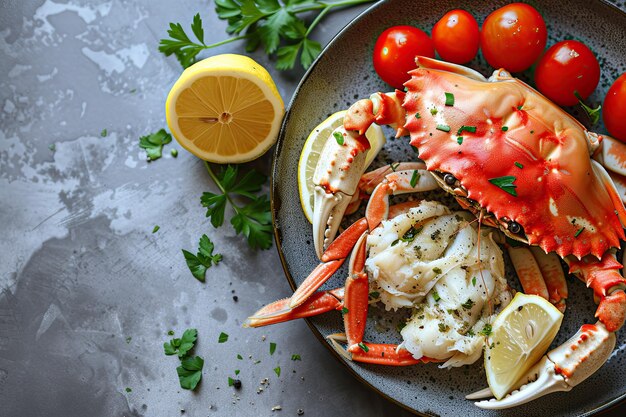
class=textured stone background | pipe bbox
[1,1,625,416]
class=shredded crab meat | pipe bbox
[365,201,511,367]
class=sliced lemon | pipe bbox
[165,54,284,163]
[297,111,386,223]
[485,293,564,400]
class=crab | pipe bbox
[248,57,626,409]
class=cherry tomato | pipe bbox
[534,40,600,106]
[480,3,547,72]
[432,10,480,64]
[373,26,435,89]
[604,74,626,142]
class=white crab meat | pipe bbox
[365,201,510,367]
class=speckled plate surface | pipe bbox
[271,1,626,415]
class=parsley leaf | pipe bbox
[269,342,277,355]
[488,176,518,197]
[291,354,301,361]
[274,366,281,377]
[162,2,374,70]
[182,234,222,282]
[202,163,273,250]
[177,356,204,390]
[139,129,172,161]
[164,328,198,358]
[218,332,229,343]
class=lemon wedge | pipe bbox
[165,54,284,163]
[485,292,564,400]
[297,110,385,223]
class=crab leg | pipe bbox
[327,333,434,366]
[343,233,370,351]
[245,288,344,328]
[530,247,568,312]
[507,246,550,300]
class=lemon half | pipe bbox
[297,111,385,223]
[166,54,284,163]
[485,293,563,400]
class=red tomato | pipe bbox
[480,3,547,72]
[604,74,626,142]
[534,40,600,106]
[373,26,435,89]
[432,10,480,64]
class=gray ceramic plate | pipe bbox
[271,1,626,415]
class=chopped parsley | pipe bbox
[218,332,229,343]
[228,376,235,386]
[100,129,108,137]
[457,137,463,145]
[139,129,172,161]
[237,354,243,360]
[438,323,450,332]
[480,324,493,336]
[235,369,240,375]
[575,227,585,237]
[274,366,281,377]
[457,125,476,135]
[333,131,344,145]
[430,108,438,116]
[391,239,400,247]
[269,342,277,355]
[432,291,441,302]
[436,124,451,132]
[152,225,160,233]
[369,291,380,299]
[171,148,178,157]
[488,176,518,196]
[125,387,132,392]
[358,342,369,352]
[164,328,198,358]
[341,306,349,315]
[501,126,509,132]
[461,298,475,310]
[517,105,524,110]
[472,277,477,286]
[291,354,302,361]
[415,112,421,119]
[400,225,423,243]
[514,162,524,169]
[410,170,420,188]
[182,234,222,282]
[444,92,455,106]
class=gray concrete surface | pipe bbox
[1,1,625,416]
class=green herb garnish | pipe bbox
[139,129,172,161]
[432,267,442,275]
[430,108,438,116]
[152,225,160,233]
[235,369,240,375]
[472,277,476,286]
[218,332,229,343]
[159,2,373,70]
[575,227,585,237]
[461,299,475,310]
[291,354,302,361]
[274,366,281,377]
[237,354,243,360]
[432,291,441,301]
[101,129,107,137]
[574,91,601,125]
[457,137,463,145]
[400,225,423,243]
[177,356,203,390]
[457,125,476,135]
[438,323,450,332]
[445,92,455,106]
[410,170,420,188]
[358,342,369,352]
[333,131,344,145]
[369,291,380,299]
[171,149,178,158]
[341,306,349,315]
[125,387,132,393]
[514,162,523,169]
[270,342,277,355]
[480,324,492,336]
[501,126,509,132]
[436,124,451,132]
[201,164,273,250]
[488,176,518,197]
[415,112,421,119]
[164,328,198,358]
[182,234,223,282]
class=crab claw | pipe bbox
[312,127,370,259]
[473,322,615,409]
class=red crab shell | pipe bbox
[403,58,626,259]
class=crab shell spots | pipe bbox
[403,66,625,259]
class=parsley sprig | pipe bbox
[201,163,273,250]
[182,235,223,282]
[164,329,204,390]
[139,129,172,161]
[159,0,375,70]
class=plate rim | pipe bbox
[269,0,626,415]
